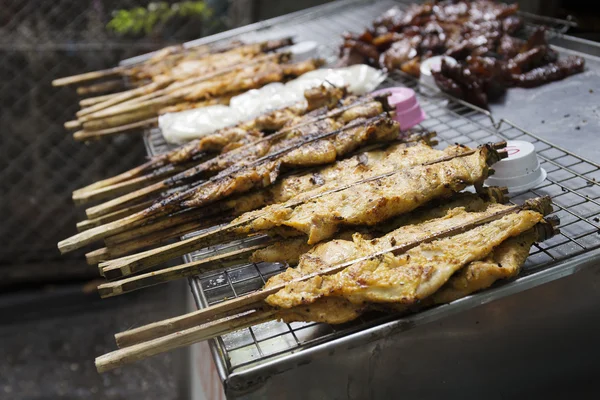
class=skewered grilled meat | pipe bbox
[235,144,504,244]
[277,220,552,324]
[73,86,348,205]
[223,139,466,217]
[179,113,400,209]
[511,56,585,88]
[163,85,347,166]
[87,96,392,218]
[58,95,402,253]
[96,134,439,260]
[266,197,552,323]
[250,190,502,266]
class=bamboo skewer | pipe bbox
[97,143,508,278]
[88,214,231,265]
[76,80,172,118]
[98,242,271,296]
[96,309,276,373]
[104,207,219,246]
[74,118,158,141]
[72,161,188,205]
[109,197,552,352]
[52,66,126,87]
[80,92,122,108]
[74,157,178,195]
[77,79,126,96]
[76,200,155,232]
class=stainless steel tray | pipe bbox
[141,1,600,398]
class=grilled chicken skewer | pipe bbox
[73,85,347,203]
[84,92,386,218]
[58,95,397,254]
[94,135,450,277]
[52,38,289,87]
[86,102,390,218]
[72,57,323,141]
[266,198,552,321]
[76,51,292,124]
[95,186,499,295]
[95,197,556,372]
[110,192,546,346]
[91,134,439,262]
[97,143,506,279]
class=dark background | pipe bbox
[0,0,598,399]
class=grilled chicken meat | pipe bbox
[250,190,503,265]
[276,221,551,324]
[163,85,347,166]
[265,197,551,324]
[174,58,323,103]
[429,227,538,304]
[224,140,478,219]
[127,39,292,83]
[235,144,502,244]
[179,114,400,209]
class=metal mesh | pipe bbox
[139,0,591,381]
[0,1,235,267]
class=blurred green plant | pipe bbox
[107,2,213,38]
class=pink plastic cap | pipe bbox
[371,87,426,131]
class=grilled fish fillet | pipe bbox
[235,145,501,244]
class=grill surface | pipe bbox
[141,0,600,394]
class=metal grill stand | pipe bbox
[140,1,600,398]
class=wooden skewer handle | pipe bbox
[97,310,275,372]
[52,66,124,87]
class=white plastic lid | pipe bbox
[420,55,457,89]
[286,41,318,62]
[485,140,547,195]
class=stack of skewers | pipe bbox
[53,38,329,141]
[56,76,560,371]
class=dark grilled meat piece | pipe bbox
[511,56,586,88]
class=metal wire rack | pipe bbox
[141,0,599,393]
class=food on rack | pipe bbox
[72,55,324,140]
[83,95,395,221]
[87,132,438,265]
[93,143,506,280]
[94,196,558,372]
[52,39,289,87]
[273,206,556,324]
[250,188,505,266]
[58,94,407,254]
[339,0,585,107]
[234,144,503,244]
[160,64,387,144]
[72,85,347,205]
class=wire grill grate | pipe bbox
[141,0,595,381]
